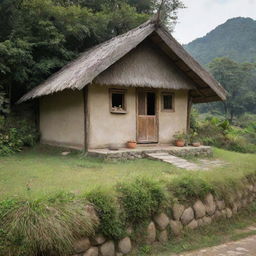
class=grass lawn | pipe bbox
[0,145,256,199]
[0,145,182,199]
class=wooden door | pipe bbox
[137,90,158,143]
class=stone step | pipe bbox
[147,153,170,157]
[145,152,202,171]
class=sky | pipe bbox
[173,0,256,44]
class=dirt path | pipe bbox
[178,235,256,256]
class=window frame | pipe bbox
[109,88,127,114]
[161,92,175,112]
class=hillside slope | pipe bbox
[184,17,256,65]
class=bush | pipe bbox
[117,178,166,224]
[167,167,256,203]
[0,89,9,116]
[168,174,214,201]
[86,190,124,239]
[193,115,256,153]
[0,116,39,155]
[225,134,256,153]
[0,194,97,256]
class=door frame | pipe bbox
[136,88,159,144]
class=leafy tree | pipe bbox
[207,57,256,122]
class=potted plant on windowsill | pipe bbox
[173,131,187,147]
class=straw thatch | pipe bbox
[18,18,227,103]
[95,41,195,90]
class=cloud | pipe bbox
[173,0,256,44]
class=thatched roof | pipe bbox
[18,19,227,104]
[94,41,196,90]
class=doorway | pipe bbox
[137,89,158,143]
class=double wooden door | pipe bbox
[137,90,158,143]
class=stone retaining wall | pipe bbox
[72,183,256,256]
[88,146,212,160]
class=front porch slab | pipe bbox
[88,145,212,160]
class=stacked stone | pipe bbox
[168,147,213,158]
[72,185,256,256]
[73,234,132,256]
[144,189,256,246]
[92,146,213,161]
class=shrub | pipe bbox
[0,89,9,116]
[86,190,124,239]
[194,116,256,153]
[0,116,39,155]
[167,167,256,203]
[225,134,256,153]
[117,178,166,224]
[0,196,97,256]
[168,174,214,201]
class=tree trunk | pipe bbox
[223,102,228,118]
[230,110,234,124]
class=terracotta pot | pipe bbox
[175,140,185,147]
[192,142,201,147]
[127,141,137,149]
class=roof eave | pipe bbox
[154,27,228,102]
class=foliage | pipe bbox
[0,0,184,105]
[208,57,256,122]
[153,0,185,30]
[185,17,256,122]
[173,130,187,141]
[86,190,124,239]
[117,178,166,223]
[185,17,256,65]
[190,111,256,153]
[167,158,256,203]
[137,245,152,256]
[0,116,39,155]
[0,89,9,116]
[0,194,97,256]
[168,174,214,201]
[189,130,199,143]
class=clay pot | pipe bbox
[192,142,201,147]
[127,141,137,149]
[175,140,185,147]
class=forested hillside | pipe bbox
[184,17,256,65]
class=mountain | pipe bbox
[184,17,256,65]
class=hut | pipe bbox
[19,19,227,150]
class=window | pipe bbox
[147,92,156,115]
[161,92,174,112]
[110,89,127,114]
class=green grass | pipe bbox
[0,145,255,200]
[0,145,182,199]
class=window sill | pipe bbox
[161,109,175,113]
[111,110,127,114]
